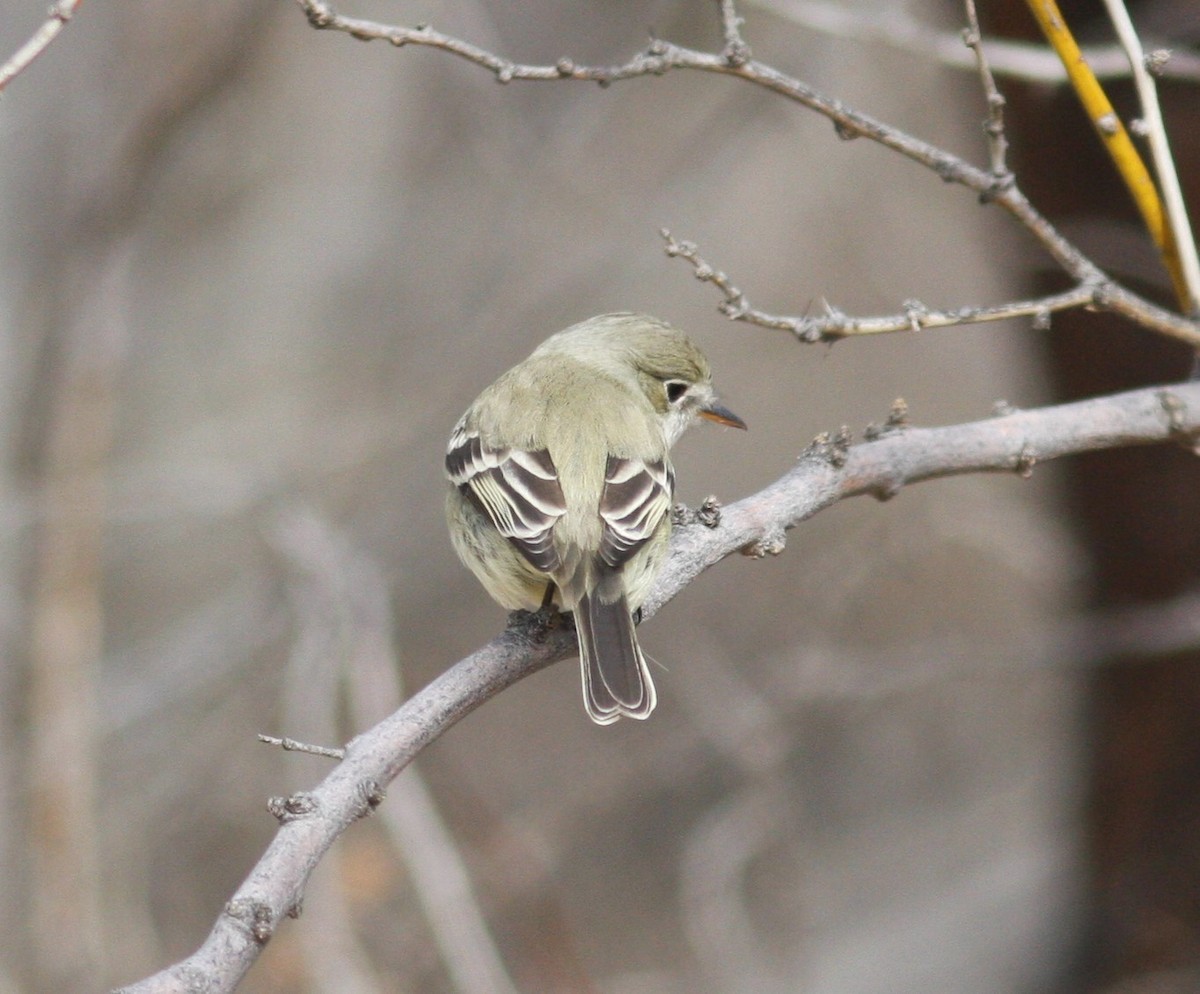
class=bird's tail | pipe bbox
[575,590,657,725]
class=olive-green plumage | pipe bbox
[445,313,744,724]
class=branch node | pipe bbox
[1157,390,1198,452]
[634,45,671,76]
[742,526,786,558]
[266,792,321,823]
[555,57,575,77]
[799,323,825,344]
[864,398,911,440]
[724,41,751,68]
[304,1,337,29]
[1013,444,1038,478]
[718,0,751,65]
[225,898,275,945]
[991,399,1019,417]
[718,296,749,320]
[357,779,386,816]
[862,422,886,441]
[1090,280,1116,309]
[833,120,860,141]
[831,425,853,466]
[803,431,831,459]
[869,477,904,502]
[902,299,928,331]
[803,429,851,467]
[1144,48,1172,78]
[1031,308,1052,331]
[495,63,515,84]
[978,170,1015,203]
[697,495,723,528]
[933,155,959,182]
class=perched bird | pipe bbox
[445,313,745,724]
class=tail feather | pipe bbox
[575,590,656,725]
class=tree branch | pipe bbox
[962,0,1010,184]
[662,229,1098,340]
[746,0,1200,85]
[114,380,1200,994]
[0,0,82,94]
[292,0,1200,348]
[1025,0,1188,306]
[1100,0,1200,314]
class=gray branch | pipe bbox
[0,0,82,94]
[292,0,1200,347]
[662,230,1096,341]
[114,380,1200,994]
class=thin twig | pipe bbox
[0,0,82,94]
[258,735,345,761]
[270,510,521,994]
[718,0,751,66]
[746,0,1200,84]
[1100,0,1200,316]
[1024,0,1188,307]
[115,379,1200,994]
[293,0,1200,346]
[273,522,386,994]
[962,0,1010,183]
[660,230,1184,344]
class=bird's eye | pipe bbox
[665,380,689,404]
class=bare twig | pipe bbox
[114,379,1200,994]
[962,0,1010,184]
[270,510,521,994]
[274,521,385,994]
[661,230,1158,343]
[1100,0,1200,315]
[0,0,82,94]
[1025,0,1188,307]
[718,0,751,66]
[293,0,1200,345]
[746,0,1200,84]
[258,735,345,761]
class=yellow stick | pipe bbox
[1024,0,1187,307]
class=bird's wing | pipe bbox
[597,455,675,569]
[446,426,567,573]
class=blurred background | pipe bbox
[1,0,1198,992]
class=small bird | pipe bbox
[445,313,745,724]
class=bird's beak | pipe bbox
[699,401,747,430]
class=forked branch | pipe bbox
[292,0,1200,345]
[117,379,1200,994]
